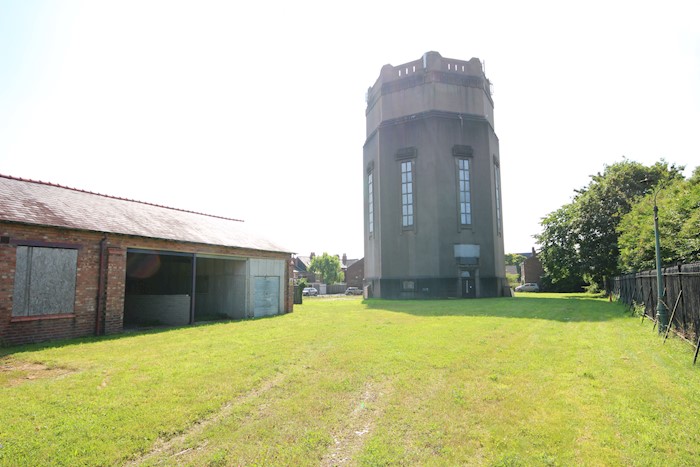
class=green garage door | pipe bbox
[253,276,279,317]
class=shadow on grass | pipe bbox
[361,294,627,322]
[0,313,289,357]
[2,296,622,356]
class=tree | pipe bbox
[618,166,700,271]
[536,159,684,290]
[297,277,310,290]
[504,253,527,285]
[535,203,585,291]
[505,253,526,266]
[308,252,343,285]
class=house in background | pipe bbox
[521,248,544,286]
[0,175,293,346]
[292,253,317,283]
[345,257,364,289]
[294,252,361,286]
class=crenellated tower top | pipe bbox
[365,51,494,137]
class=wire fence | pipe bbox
[611,262,700,347]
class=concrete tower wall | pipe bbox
[364,51,506,299]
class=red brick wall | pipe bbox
[285,258,294,314]
[345,258,365,288]
[104,247,126,334]
[0,224,101,345]
[1,222,292,346]
[522,252,545,285]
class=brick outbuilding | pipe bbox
[0,175,293,346]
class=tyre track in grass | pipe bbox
[126,370,288,466]
[320,379,393,466]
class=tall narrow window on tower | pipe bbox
[401,160,414,228]
[494,163,502,234]
[458,158,472,225]
[368,171,374,234]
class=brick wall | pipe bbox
[522,250,544,285]
[1,222,292,346]
[345,258,365,288]
[104,246,126,334]
[286,258,294,314]
[0,224,101,345]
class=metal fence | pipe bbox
[611,262,700,345]
[325,284,348,295]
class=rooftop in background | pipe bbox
[0,174,291,253]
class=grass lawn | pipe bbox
[2,294,700,466]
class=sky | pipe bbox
[1,0,699,259]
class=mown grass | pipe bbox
[1,294,700,466]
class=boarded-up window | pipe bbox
[253,276,279,317]
[12,246,78,317]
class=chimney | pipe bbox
[342,253,347,264]
[310,252,315,260]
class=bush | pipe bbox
[540,274,586,293]
[506,273,520,289]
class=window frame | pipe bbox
[368,170,374,235]
[400,159,415,230]
[456,157,473,227]
[494,159,502,235]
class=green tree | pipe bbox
[536,159,684,290]
[618,166,700,271]
[677,168,700,263]
[297,277,310,290]
[504,253,527,285]
[505,253,526,266]
[308,252,343,285]
[535,203,584,291]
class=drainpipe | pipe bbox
[96,235,108,335]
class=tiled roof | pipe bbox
[0,175,291,253]
[295,256,312,270]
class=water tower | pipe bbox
[363,51,506,298]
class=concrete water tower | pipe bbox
[363,51,506,298]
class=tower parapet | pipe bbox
[366,52,494,136]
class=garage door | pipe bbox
[253,276,279,317]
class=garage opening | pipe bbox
[194,256,247,321]
[124,250,248,327]
[124,251,193,326]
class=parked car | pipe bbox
[302,287,318,296]
[345,287,362,295]
[515,283,540,292]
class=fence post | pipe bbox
[613,263,700,358]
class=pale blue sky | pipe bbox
[1,0,699,258]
